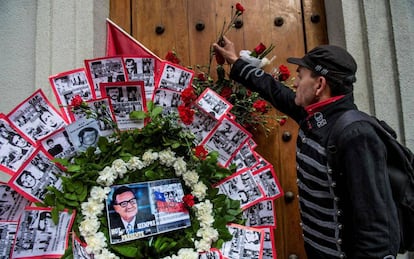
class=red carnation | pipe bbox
[183,194,195,207]
[253,43,267,56]
[235,3,245,14]
[194,145,208,160]
[220,87,233,100]
[278,65,291,81]
[71,95,83,107]
[279,118,287,126]
[197,73,206,81]
[165,50,180,64]
[178,105,195,125]
[181,87,197,105]
[253,100,268,113]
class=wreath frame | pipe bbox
[41,104,244,258]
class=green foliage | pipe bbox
[42,104,244,258]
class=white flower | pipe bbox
[97,166,117,186]
[79,217,100,236]
[81,200,105,218]
[127,156,145,170]
[159,149,176,167]
[84,231,107,254]
[196,226,219,242]
[173,157,187,176]
[197,212,215,228]
[195,199,213,214]
[182,169,199,187]
[112,158,127,178]
[194,238,212,252]
[142,150,158,166]
[191,182,208,200]
[89,186,111,203]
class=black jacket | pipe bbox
[230,59,400,258]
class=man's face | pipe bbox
[11,135,27,148]
[81,130,97,146]
[108,88,120,100]
[40,112,58,128]
[19,173,36,188]
[293,67,320,107]
[126,61,135,73]
[113,191,138,222]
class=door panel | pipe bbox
[110,1,328,258]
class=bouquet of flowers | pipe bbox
[165,3,292,134]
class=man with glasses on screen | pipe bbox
[109,186,156,243]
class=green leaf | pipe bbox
[64,193,78,201]
[129,110,147,120]
[151,106,163,118]
[51,207,60,225]
[111,244,139,257]
[67,164,81,172]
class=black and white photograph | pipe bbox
[9,149,65,203]
[153,88,182,116]
[0,184,31,221]
[0,114,36,176]
[106,179,190,244]
[253,167,283,199]
[243,200,276,228]
[123,57,156,100]
[39,128,76,159]
[100,82,146,130]
[215,170,265,210]
[158,62,194,93]
[49,68,94,122]
[202,116,251,167]
[230,142,259,171]
[11,207,75,259]
[196,88,233,121]
[84,56,126,98]
[220,224,264,259]
[183,106,218,145]
[0,221,18,259]
[65,118,101,153]
[7,89,67,144]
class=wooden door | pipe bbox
[110,1,328,258]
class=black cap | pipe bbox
[287,45,357,92]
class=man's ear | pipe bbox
[315,76,328,97]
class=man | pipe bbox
[213,37,400,258]
[125,58,138,80]
[15,170,39,190]
[109,186,156,243]
[46,139,63,157]
[77,127,99,152]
